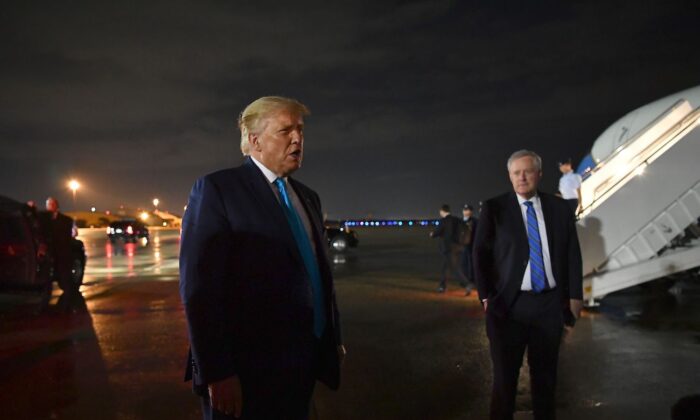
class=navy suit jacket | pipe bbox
[179,158,342,392]
[472,191,582,319]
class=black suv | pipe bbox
[0,196,86,295]
[324,220,358,252]
[107,220,149,243]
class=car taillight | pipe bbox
[127,225,134,234]
[1,244,26,256]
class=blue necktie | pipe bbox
[274,178,326,338]
[524,201,547,293]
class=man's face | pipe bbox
[46,198,59,212]
[250,110,304,177]
[463,209,472,219]
[509,156,542,199]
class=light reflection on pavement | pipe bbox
[1,227,699,419]
[78,227,181,284]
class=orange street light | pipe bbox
[68,179,81,209]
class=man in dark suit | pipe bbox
[179,96,345,419]
[473,150,583,420]
[459,203,478,295]
[430,204,465,293]
[38,197,75,293]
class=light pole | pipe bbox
[68,179,80,210]
[153,198,160,209]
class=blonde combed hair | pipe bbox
[238,96,310,155]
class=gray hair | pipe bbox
[238,96,310,156]
[507,149,542,171]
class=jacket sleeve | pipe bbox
[473,201,496,301]
[179,176,237,385]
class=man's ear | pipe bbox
[249,133,262,151]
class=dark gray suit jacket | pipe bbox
[472,191,582,318]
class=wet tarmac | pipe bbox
[0,227,698,419]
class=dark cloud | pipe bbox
[2,0,700,217]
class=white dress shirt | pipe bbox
[516,194,557,291]
[250,156,318,259]
[558,171,582,200]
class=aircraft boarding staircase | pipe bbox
[577,99,700,304]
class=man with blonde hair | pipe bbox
[180,96,345,419]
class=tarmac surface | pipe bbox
[0,227,698,419]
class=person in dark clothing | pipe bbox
[672,394,700,420]
[473,150,583,420]
[430,204,465,293]
[179,96,344,419]
[38,197,76,293]
[459,204,478,295]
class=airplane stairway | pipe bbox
[576,99,700,304]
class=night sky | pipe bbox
[2,0,700,218]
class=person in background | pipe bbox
[430,204,465,293]
[473,150,583,420]
[459,204,478,296]
[38,197,75,294]
[558,158,583,215]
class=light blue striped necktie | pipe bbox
[274,178,327,338]
[524,201,547,293]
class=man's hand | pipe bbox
[338,345,347,366]
[481,299,488,312]
[208,375,242,418]
[569,299,583,320]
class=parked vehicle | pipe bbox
[68,238,86,291]
[107,219,149,243]
[0,196,85,295]
[324,220,359,252]
[0,196,49,290]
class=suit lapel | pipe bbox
[507,192,529,251]
[538,192,556,258]
[241,159,304,266]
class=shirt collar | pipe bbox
[250,156,286,184]
[516,193,540,207]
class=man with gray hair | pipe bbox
[180,96,345,419]
[473,149,583,420]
